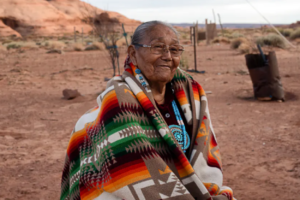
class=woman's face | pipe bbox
[129,25,181,85]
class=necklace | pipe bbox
[170,100,190,153]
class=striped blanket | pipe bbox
[60,58,236,200]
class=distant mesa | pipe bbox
[282,21,300,28]
[0,0,140,37]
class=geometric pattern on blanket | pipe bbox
[60,57,236,200]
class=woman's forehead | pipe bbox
[150,37,179,44]
[144,25,178,43]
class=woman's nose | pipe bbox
[161,47,172,60]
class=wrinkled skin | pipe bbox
[128,24,181,87]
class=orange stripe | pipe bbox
[81,187,102,200]
[67,129,87,155]
[104,169,151,192]
[111,161,145,178]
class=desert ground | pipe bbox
[0,38,299,200]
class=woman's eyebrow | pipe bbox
[150,37,179,43]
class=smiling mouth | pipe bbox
[158,65,171,68]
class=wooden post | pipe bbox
[205,19,209,45]
[81,28,84,44]
[212,9,216,24]
[122,23,129,47]
[194,23,198,72]
[218,14,224,37]
[190,26,193,43]
[74,27,77,43]
[92,30,94,42]
[195,21,198,46]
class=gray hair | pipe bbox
[131,21,179,47]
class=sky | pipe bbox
[82,0,299,24]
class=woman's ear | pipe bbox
[128,45,138,66]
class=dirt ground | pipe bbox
[0,44,299,200]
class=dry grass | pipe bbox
[72,43,85,51]
[264,28,276,33]
[230,37,248,49]
[238,43,251,54]
[45,41,66,49]
[212,36,230,44]
[231,32,245,38]
[179,53,189,70]
[279,28,294,37]
[5,41,39,50]
[256,33,286,48]
[85,42,105,51]
[116,37,128,47]
[252,33,263,39]
[290,28,300,40]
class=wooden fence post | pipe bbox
[194,22,198,72]
[218,14,224,37]
[81,28,84,44]
[74,27,77,43]
[205,19,209,45]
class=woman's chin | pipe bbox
[154,75,173,83]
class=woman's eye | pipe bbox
[153,44,164,48]
[170,47,179,52]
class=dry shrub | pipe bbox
[238,43,251,54]
[20,41,38,49]
[279,28,293,37]
[230,37,247,49]
[290,28,300,40]
[222,29,234,35]
[45,41,66,49]
[212,36,230,44]
[264,28,276,33]
[116,37,128,47]
[6,43,20,50]
[253,33,263,38]
[72,43,85,51]
[256,34,285,48]
[179,53,189,71]
[223,33,232,39]
[5,41,38,50]
[85,42,105,51]
[231,32,245,38]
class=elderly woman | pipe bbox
[60,21,235,200]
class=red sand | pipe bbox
[0,44,299,200]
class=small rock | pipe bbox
[4,135,15,140]
[62,89,81,100]
[46,49,63,54]
[10,68,21,73]
[29,168,34,171]
[41,186,48,190]
[18,174,23,177]
[217,73,221,75]
[223,81,228,84]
